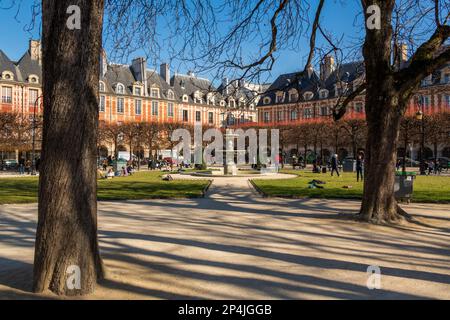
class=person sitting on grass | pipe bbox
[106,168,115,179]
[127,164,133,175]
[121,166,128,177]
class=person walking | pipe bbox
[18,157,25,175]
[330,154,340,177]
[356,152,364,182]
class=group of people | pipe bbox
[99,159,135,179]
[17,157,40,175]
[309,152,365,182]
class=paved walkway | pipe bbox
[0,174,449,299]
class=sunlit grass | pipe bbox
[0,171,209,204]
[252,170,450,203]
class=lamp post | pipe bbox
[31,95,44,176]
[415,102,426,175]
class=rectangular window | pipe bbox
[168,102,174,117]
[321,106,329,116]
[421,95,431,107]
[151,88,159,98]
[445,95,450,107]
[1,87,12,104]
[99,95,105,112]
[182,110,188,122]
[135,87,142,96]
[263,112,270,122]
[152,101,159,116]
[291,110,298,120]
[117,98,124,113]
[304,108,312,119]
[208,112,214,124]
[135,99,142,115]
[277,111,283,121]
[29,89,38,106]
[196,111,201,122]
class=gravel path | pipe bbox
[0,173,449,299]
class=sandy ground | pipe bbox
[0,173,449,300]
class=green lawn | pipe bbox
[0,171,210,204]
[252,170,450,203]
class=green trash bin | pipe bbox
[395,171,416,203]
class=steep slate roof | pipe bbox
[258,70,322,106]
[0,50,21,80]
[16,51,42,81]
[171,73,222,104]
[145,69,171,98]
[104,64,136,95]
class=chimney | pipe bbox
[223,78,229,95]
[320,55,335,81]
[160,63,170,84]
[100,49,108,78]
[131,57,148,93]
[29,40,42,64]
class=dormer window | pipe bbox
[220,100,226,107]
[167,90,174,100]
[276,92,285,103]
[303,91,314,101]
[182,94,189,103]
[194,91,203,104]
[134,86,142,96]
[228,99,236,108]
[319,89,329,99]
[99,81,105,92]
[28,75,39,84]
[288,89,298,102]
[207,93,215,105]
[116,83,125,94]
[2,71,14,81]
[151,87,159,98]
[263,97,271,105]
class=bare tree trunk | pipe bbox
[360,94,403,222]
[359,0,402,223]
[34,0,105,295]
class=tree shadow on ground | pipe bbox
[0,187,449,299]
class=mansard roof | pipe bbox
[258,70,322,106]
[171,73,222,104]
[16,51,42,81]
[0,50,21,80]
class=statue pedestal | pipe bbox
[225,163,237,176]
[261,165,278,175]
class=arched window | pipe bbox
[303,91,314,101]
[116,83,125,94]
[28,74,39,84]
[167,90,174,100]
[99,81,105,92]
[319,89,329,99]
[228,99,236,108]
[2,71,14,81]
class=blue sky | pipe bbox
[0,0,362,82]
